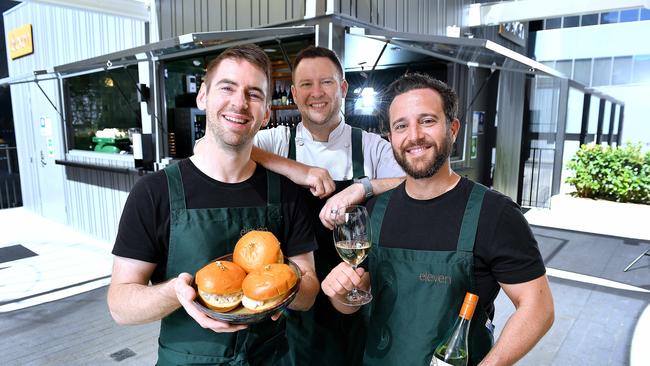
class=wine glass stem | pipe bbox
[350,265,359,297]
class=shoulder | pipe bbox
[360,129,391,147]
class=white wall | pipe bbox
[534,20,650,60]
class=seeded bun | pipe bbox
[195,260,246,312]
[241,263,297,312]
[233,230,283,273]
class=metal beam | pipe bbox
[467,0,650,26]
[18,0,149,21]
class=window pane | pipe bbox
[555,59,572,78]
[566,87,585,134]
[633,55,650,83]
[641,8,650,21]
[545,18,561,29]
[601,102,611,144]
[612,56,633,84]
[581,14,599,26]
[600,12,619,24]
[592,58,612,86]
[574,59,592,86]
[563,16,579,28]
[619,9,639,22]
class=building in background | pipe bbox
[530,6,650,192]
[4,0,643,242]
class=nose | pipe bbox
[406,123,424,141]
[231,89,249,110]
[309,83,325,98]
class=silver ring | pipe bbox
[330,208,337,215]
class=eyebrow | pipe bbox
[391,113,439,124]
[216,78,266,96]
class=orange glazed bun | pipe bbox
[233,230,283,273]
[241,263,297,312]
[195,260,246,312]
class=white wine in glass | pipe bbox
[333,205,372,306]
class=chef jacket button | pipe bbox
[344,143,350,148]
[297,140,304,146]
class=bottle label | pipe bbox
[430,357,454,366]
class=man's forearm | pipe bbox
[108,279,180,325]
[287,270,319,311]
[479,277,554,366]
[370,177,405,196]
[251,146,306,182]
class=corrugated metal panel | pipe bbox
[157,0,305,39]
[4,2,146,241]
[335,0,469,35]
[63,154,142,242]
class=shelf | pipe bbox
[55,159,145,175]
[271,105,298,110]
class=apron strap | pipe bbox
[457,181,488,253]
[289,127,297,160]
[267,170,281,205]
[164,162,186,211]
[369,189,394,250]
[351,127,364,178]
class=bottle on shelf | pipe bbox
[430,292,478,366]
[272,83,280,106]
[280,83,288,106]
[286,85,293,105]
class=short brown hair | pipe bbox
[292,46,344,81]
[204,44,272,101]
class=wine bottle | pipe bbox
[272,84,280,106]
[430,292,478,366]
[286,85,293,105]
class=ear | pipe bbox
[290,83,297,100]
[196,83,207,110]
[340,79,349,98]
[261,102,271,128]
[450,118,460,142]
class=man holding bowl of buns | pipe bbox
[107,44,319,366]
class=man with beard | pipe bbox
[108,44,319,366]
[321,73,554,366]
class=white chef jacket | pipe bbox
[253,117,404,181]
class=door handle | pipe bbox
[40,150,47,167]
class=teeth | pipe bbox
[407,146,428,154]
[311,103,326,108]
[223,115,247,124]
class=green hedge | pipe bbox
[566,143,650,204]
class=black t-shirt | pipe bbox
[366,177,546,319]
[112,159,317,283]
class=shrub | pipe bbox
[566,143,650,204]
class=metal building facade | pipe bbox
[4,2,146,241]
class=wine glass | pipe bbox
[332,205,372,306]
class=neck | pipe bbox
[190,137,256,183]
[404,162,461,200]
[303,115,341,142]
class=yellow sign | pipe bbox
[8,24,34,60]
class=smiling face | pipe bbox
[388,88,459,179]
[197,58,270,150]
[291,57,348,132]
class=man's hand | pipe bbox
[174,273,248,333]
[304,167,336,198]
[321,262,369,314]
[319,184,366,229]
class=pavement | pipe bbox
[0,195,649,365]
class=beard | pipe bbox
[206,109,258,150]
[393,129,453,179]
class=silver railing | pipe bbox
[0,144,22,209]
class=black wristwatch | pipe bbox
[354,176,374,199]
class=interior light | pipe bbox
[361,87,376,108]
[104,77,114,87]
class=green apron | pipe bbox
[279,127,367,366]
[157,162,287,366]
[364,182,494,366]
